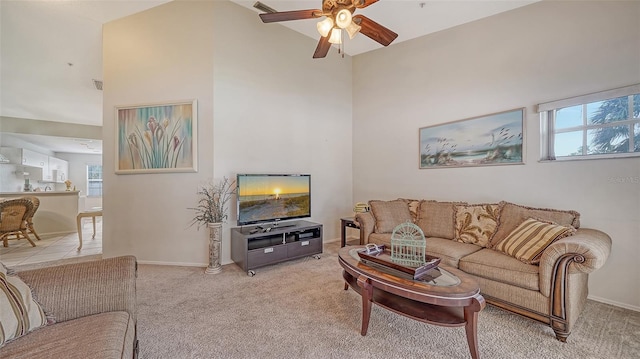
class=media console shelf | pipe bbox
[231,220,323,276]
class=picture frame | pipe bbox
[116,100,197,174]
[419,108,525,169]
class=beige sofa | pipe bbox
[355,199,611,342]
[0,256,138,358]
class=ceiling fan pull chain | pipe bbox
[341,29,345,58]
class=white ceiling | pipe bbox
[0,0,537,154]
[233,0,539,56]
[0,0,171,154]
[2,133,103,154]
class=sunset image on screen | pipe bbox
[238,175,310,224]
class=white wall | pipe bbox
[103,0,215,265]
[103,1,353,266]
[212,2,353,248]
[352,1,640,310]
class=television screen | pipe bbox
[237,174,311,226]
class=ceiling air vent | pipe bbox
[253,1,277,13]
[92,79,103,91]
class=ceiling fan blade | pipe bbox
[259,9,321,23]
[313,36,331,59]
[354,0,380,9]
[353,14,398,46]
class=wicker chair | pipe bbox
[22,196,42,241]
[0,198,36,247]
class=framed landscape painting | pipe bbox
[419,108,524,169]
[116,100,197,174]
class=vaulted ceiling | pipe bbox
[0,0,537,153]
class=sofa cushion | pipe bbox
[0,263,48,347]
[398,198,420,222]
[494,218,576,264]
[454,203,500,248]
[490,201,580,248]
[459,248,540,291]
[369,200,412,233]
[0,311,135,359]
[416,201,460,239]
[368,233,392,248]
[426,237,483,268]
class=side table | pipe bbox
[340,217,362,247]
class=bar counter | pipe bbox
[0,190,80,196]
[0,191,80,237]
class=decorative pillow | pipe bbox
[397,198,420,222]
[0,262,48,347]
[454,204,500,247]
[493,218,576,264]
[415,200,461,239]
[490,201,580,248]
[369,200,412,233]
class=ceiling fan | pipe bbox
[256,0,398,58]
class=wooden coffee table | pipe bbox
[338,246,486,359]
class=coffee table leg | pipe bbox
[357,276,373,336]
[464,297,485,359]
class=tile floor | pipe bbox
[0,220,102,267]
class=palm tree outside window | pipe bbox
[538,84,640,160]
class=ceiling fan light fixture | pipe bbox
[328,28,342,44]
[257,0,395,59]
[335,9,352,29]
[345,21,361,39]
[316,17,334,37]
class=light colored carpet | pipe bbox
[134,242,639,359]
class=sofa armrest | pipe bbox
[539,228,611,297]
[355,212,375,243]
[16,256,137,324]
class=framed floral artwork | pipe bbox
[419,108,525,169]
[115,100,197,174]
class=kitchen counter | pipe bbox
[0,190,80,196]
[0,191,79,236]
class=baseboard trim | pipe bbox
[137,260,209,267]
[587,295,640,312]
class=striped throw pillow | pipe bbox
[0,263,48,347]
[494,218,576,264]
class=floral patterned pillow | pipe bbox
[454,204,500,247]
[397,198,420,223]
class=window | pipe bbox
[538,84,640,160]
[87,165,102,197]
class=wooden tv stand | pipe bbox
[231,220,323,276]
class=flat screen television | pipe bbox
[236,174,311,226]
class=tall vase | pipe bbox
[205,222,223,274]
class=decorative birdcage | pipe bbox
[390,222,427,267]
